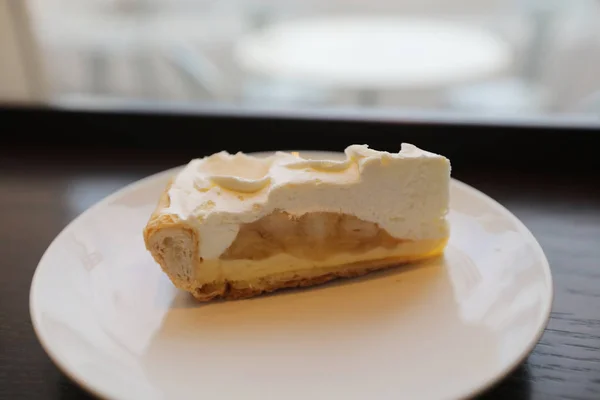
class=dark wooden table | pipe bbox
[1,148,599,400]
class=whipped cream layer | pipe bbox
[165,144,451,259]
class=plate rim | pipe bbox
[449,178,554,398]
[29,152,554,400]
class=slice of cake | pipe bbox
[143,144,451,301]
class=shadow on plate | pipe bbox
[156,255,448,336]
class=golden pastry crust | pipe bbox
[143,179,199,292]
[189,251,442,301]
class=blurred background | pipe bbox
[2,0,600,120]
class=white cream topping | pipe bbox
[165,144,451,259]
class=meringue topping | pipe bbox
[164,144,451,259]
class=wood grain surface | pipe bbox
[0,149,599,400]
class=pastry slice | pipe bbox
[143,144,451,301]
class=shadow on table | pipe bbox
[57,374,95,400]
[477,363,531,399]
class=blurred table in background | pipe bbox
[234,16,513,106]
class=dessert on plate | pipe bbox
[143,144,451,301]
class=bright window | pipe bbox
[4,0,600,120]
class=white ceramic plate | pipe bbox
[30,151,552,400]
